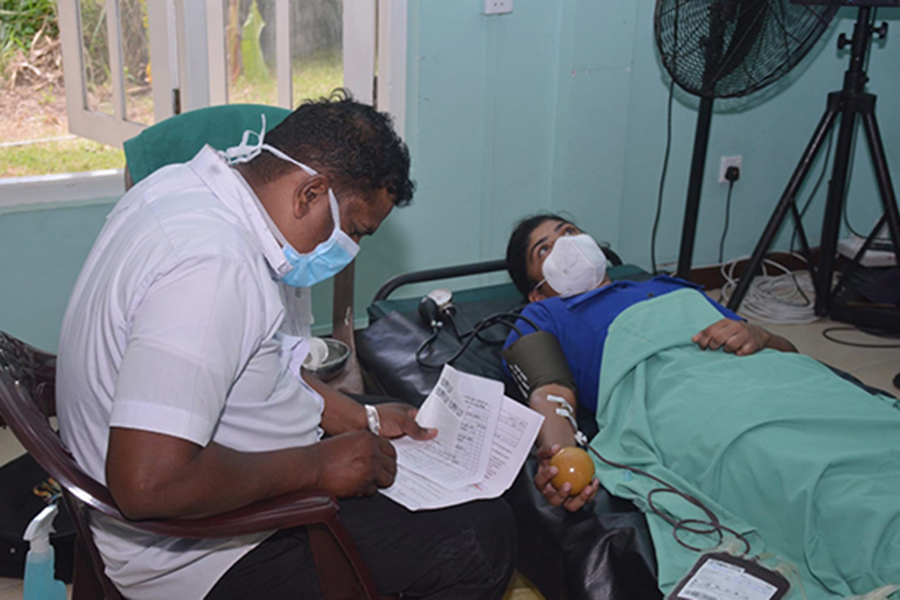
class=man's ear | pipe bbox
[292,174,331,219]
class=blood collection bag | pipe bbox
[667,552,790,600]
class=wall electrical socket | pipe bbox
[484,0,513,15]
[719,155,742,183]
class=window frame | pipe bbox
[56,0,178,148]
[5,0,407,209]
[203,0,377,108]
[377,0,407,139]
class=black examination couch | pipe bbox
[356,259,663,600]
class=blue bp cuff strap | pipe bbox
[502,330,577,399]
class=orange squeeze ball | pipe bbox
[550,447,595,496]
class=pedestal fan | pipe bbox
[654,0,838,278]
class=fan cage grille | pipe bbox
[655,0,839,99]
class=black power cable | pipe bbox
[717,166,740,264]
[651,79,677,276]
[822,326,900,348]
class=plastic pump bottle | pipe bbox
[22,504,67,600]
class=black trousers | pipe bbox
[206,395,517,599]
[205,494,516,600]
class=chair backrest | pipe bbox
[123,103,292,186]
[0,332,124,599]
[0,334,122,517]
[0,332,56,421]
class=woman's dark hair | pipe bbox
[506,213,573,296]
[247,89,415,206]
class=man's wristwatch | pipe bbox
[365,404,381,436]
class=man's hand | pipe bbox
[692,319,769,356]
[373,403,438,441]
[312,431,398,497]
[534,444,600,512]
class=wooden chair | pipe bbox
[0,331,386,599]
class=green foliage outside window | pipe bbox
[0,0,58,69]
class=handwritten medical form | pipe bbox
[382,365,544,511]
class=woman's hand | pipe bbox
[534,444,600,512]
[692,319,769,356]
[372,403,437,441]
[693,318,797,355]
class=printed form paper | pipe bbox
[381,365,544,511]
[391,365,502,487]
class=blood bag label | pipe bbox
[676,558,778,600]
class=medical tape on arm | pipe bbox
[546,394,589,446]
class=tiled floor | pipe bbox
[0,315,896,600]
[752,317,900,396]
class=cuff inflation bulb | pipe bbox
[23,504,67,600]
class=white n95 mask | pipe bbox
[222,115,360,288]
[538,234,608,297]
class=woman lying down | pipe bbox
[502,213,900,600]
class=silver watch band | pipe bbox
[364,404,381,435]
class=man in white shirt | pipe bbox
[57,91,516,599]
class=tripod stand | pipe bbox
[727,6,900,323]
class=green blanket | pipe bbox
[590,289,900,599]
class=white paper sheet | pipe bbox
[391,365,503,487]
[381,366,544,511]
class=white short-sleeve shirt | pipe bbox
[57,147,324,599]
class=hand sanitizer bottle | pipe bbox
[23,504,67,600]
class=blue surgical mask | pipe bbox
[279,191,359,287]
[223,115,360,287]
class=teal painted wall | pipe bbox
[2,1,898,350]
[382,0,898,283]
[0,201,115,351]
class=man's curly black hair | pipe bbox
[246,89,415,206]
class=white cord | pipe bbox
[718,255,820,324]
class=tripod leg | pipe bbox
[860,108,900,258]
[727,102,839,311]
[815,96,862,315]
[790,201,817,280]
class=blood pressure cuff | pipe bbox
[502,330,577,398]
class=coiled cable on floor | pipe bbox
[719,255,819,324]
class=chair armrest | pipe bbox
[131,491,382,598]
[128,490,340,539]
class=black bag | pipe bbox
[0,452,75,582]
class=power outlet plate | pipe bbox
[719,156,742,184]
[484,0,513,15]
